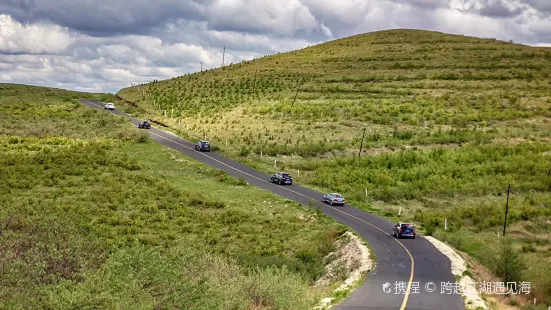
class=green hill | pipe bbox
[0,83,350,309]
[118,29,551,306]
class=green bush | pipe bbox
[237,176,248,186]
[423,219,436,236]
[238,147,250,157]
[495,238,526,285]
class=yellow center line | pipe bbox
[84,99,415,309]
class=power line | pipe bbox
[196,46,243,72]
[205,48,223,59]
[225,49,241,62]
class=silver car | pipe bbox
[104,103,115,110]
[322,193,346,206]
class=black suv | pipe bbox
[271,172,293,185]
[195,140,211,152]
[138,120,151,129]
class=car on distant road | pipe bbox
[322,193,346,206]
[104,103,115,110]
[393,222,416,239]
[195,140,211,152]
[138,120,151,129]
[271,172,293,185]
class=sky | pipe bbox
[1,0,550,94]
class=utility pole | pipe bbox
[503,184,511,236]
[200,62,203,72]
[222,47,226,67]
[358,127,367,157]
[291,78,304,107]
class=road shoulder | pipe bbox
[424,236,488,309]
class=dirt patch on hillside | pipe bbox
[314,231,373,309]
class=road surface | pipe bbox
[80,99,466,310]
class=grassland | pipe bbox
[118,29,551,308]
[0,83,355,309]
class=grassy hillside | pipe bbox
[0,83,353,309]
[117,29,551,307]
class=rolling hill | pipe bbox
[0,83,356,309]
[117,29,551,307]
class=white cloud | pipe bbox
[206,0,320,36]
[320,23,333,38]
[0,14,75,54]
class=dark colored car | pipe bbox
[393,223,416,239]
[138,120,151,129]
[271,172,293,185]
[195,140,211,152]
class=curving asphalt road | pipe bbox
[80,99,465,310]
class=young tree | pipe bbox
[495,237,525,285]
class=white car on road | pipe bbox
[104,103,115,110]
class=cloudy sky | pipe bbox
[1,0,550,93]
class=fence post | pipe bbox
[260,151,262,158]
[297,169,300,179]
[444,219,448,230]
[274,159,277,169]
[398,207,402,216]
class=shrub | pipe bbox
[136,131,149,143]
[237,177,248,186]
[521,243,536,253]
[239,147,250,157]
[423,218,436,236]
[495,238,525,285]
